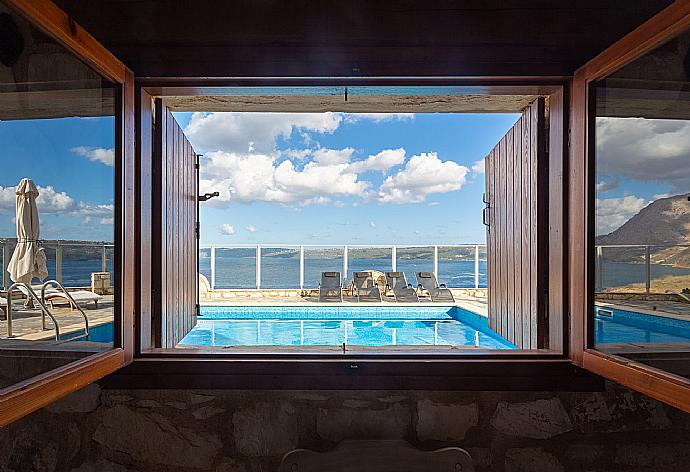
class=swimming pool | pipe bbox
[180,306,516,349]
[594,306,690,345]
[59,321,114,343]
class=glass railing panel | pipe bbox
[214,247,256,289]
[396,246,433,287]
[303,246,344,289]
[649,245,690,294]
[198,247,212,284]
[437,245,486,288]
[595,246,647,293]
[261,247,300,289]
[347,246,392,288]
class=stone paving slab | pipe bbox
[0,295,114,343]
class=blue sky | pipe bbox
[174,112,520,245]
[0,117,115,241]
[2,112,685,244]
[594,117,690,235]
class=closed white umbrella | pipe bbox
[7,178,48,284]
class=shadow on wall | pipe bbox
[0,382,689,471]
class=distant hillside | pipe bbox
[596,193,690,268]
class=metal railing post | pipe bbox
[595,246,603,291]
[343,245,348,283]
[2,244,8,289]
[391,245,397,272]
[55,241,62,284]
[474,245,480,289]
[299,245,305,289]
[210,245,216,290]
[433,245,438,280]
[101,245,107,272]
[256,244,261,289]
[645,245,651,294]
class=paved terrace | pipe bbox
[201,288,488,316]
[0,294,114,344]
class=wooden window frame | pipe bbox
[0,0,135,425]
[568,1,690,413]
[116,80,602,391]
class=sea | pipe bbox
[4,250,690,292]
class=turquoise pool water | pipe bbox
[594,306,690,345]
[60,321,114,343]
[180,306,516,349]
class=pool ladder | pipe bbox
[595,308,614,320]
[4,281,89,341]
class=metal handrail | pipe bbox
[40,280,89,338]
[5,283,60,340]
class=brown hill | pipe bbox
[596,193,690,268]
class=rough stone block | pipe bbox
[231,402,298,456]
[571,390,671,432]
[505,447,564,472]
[70,459,132,472]
[94,405,222,469]
[316,403,410,442]
[615,444,690,467]
[490,398,573,439]
[416,400,478,441]
[193,406,225,420]
[46,384,101,413]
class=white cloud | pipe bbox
[345,113,414,123]
[377,152,469,204]
[311,147,354,165]
[184,112,343,154]
[597,117,690,191]
[595,195,648,235]
[199,148,369,207]
[347,148,406,174]
[220,224,235,235]
[471,159,485,174]
[0,185,113,220]
[369,221,376,228]
[100,217,114,225]
[70,146,115,166]
[596,177,619,193]
[245,224,258,233]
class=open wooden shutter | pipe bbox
[153,101,198,348]
[485,98,547,349]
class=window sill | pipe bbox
[100,356,603,391]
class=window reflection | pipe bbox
[593,28,690,378]
[0,4,116,388]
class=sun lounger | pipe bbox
[352,272,383,302]
[319,272,343,302]
[0,297,6,318]
[416,272,455,303]
[17,284,102,310]
[385,272,419,302]
[44,290,102,310]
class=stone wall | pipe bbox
[1,382,689,472]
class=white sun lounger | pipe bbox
[17,284,102,310]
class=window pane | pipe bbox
[0,4,116,387]
[592,27,690,379]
